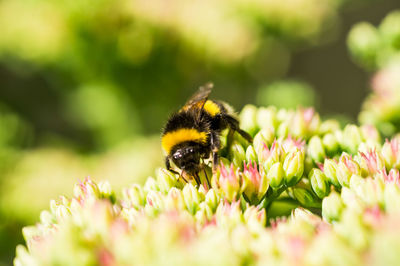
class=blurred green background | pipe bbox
[1,0,400,265]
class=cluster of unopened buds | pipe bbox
[348,10,400,136]
[14,104,400,266]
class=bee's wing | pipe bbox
[182,83,213,112]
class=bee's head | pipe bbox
[171,144,203,173]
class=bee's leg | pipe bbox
[179,170,188,183]
[210,132,220,172]
[202,167,211,189]
[237,128,253,143]
[226,129,235,151]
[193,172,201,186]
[225,115,253,143]
[165,157,174,172]
[166,157,181,176]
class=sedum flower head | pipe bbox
[15,102,400,266]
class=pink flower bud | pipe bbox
[215,163,241,202]
[241,161,269,203]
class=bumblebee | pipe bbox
[161,83,252,185]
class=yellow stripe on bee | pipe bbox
[204,100,220,116]
[162,128,208,154]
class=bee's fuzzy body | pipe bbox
[161,84,252,183]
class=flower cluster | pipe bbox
[347,10,400,70]
[359,61,400,136]
[14,103,400,266]
[348,10,400,136]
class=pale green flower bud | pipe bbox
[69,198,82,218]
[98,181,115,202]
[40,210,55,226]
[198,185,207,198]
[309,168,329,199]
[322,190,343,222]
[49,199,59,215]
[205,188,219,212]
[21,226,39,243]
[382,140,395,169]
[143,177,159,192]
[182,184,202,214]
[277,122,289,138]
[323,159,340,187]
[14,245,36,266]
[239,104,258,136]
[98,180,112,195]
[379,10,400,50]
[342,125,363,154]
[267,162,285,189]
[354,154,368,177]
[334,130,344,148]
[73,178,100,200]
[341,187,365,213]
[334,209,369,250]
[283,149,304,186]
[360,125,381,145]
[292,111,308,138]
[120,208,139,226]
[319,119,340,134]
[322,133,339,155]
[259,141,285,171]
[165,187,185,211]
[230,142,246,169]
[381,139,400,169]
[214,164,241,202]
[215,201,243,229]
[256,106,277,130]
[292,188,315,207]
[55,205,71,221]
[219,157,231,168]
[292,108,320,138]
[347,22,380,69]
[336,154,360,187]
[282,136,305,153]
[244,206,266,231]
[349,174,365,197]
[60,195,69,206]
[241,162,269,204]
[349,175,384,207]
[384,183,400,214]
[276,108,290,122]
[291,207,321,225]
[364,178,384,206]
[358,150,386,176]
[123,184,146,209]
[195,202,213,224]
[253,128,274,156]
[144,203,158,217]
[245,145,257,163]
[308,136,326,163]
[146,191,165,211]
[156,168,179,193]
